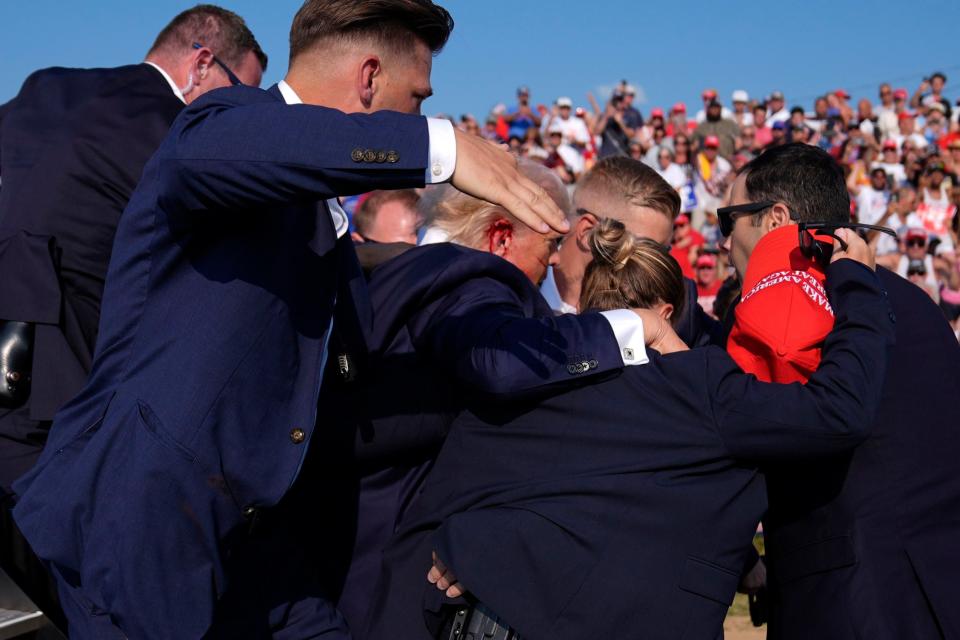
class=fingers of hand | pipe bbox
[446,583,465,598]
[429,551,458,591]
[428,551,446,585]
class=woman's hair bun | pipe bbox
[588,218,635,271]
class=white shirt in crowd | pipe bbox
[889,131,929,151]
[767,108,790,123]
[656,162,688,191]
[875,212,924,256]
[855,187,889,228]
[896,254,940,301]
[543,115,591,147]
[872,161,907,186]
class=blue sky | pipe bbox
[3,1,959,118]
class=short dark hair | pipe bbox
[354,190,420,237]
[289,0,454,63]
[738,143,849,224]
[931,72,947,83]
[148,4,267,71]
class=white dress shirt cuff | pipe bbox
[599,310,650,366]
[426,118,457,184]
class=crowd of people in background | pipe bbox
[422,74,960,337]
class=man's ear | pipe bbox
[765,203,793,231]
[658,303,675,322]
[350,231,365,244]
[574,213,598,252]
[187,47,215,87]
[357,56,381,109]
[487,218,514,257]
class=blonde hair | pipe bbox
[423,159,571,249]
[579,218,686,324]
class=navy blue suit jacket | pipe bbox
[762,268,960,639]
[0,64,183,490]
[12,84,436,639]
[312,242,624,631]
[363,261,895,640]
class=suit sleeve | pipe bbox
[710,260,896,462]
[677,278,723,347]
[155,87,429,214]
[408,276,623,396]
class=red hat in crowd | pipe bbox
[893,88,909,100]
[905,228,928,242]
[834,89,851,99]
[702,88,717,99]
[898,111,915,121]
[671,102,687,114]
[704,135,720,149]
[674,213,690,226]
[695,254,717,269]
[651,107,664,118]
[882,139,898,150]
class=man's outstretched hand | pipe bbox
[428,551,465,598]
[451,129,570,235]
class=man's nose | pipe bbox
[720,235,731,253]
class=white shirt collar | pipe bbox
[277,80,302,105]
[540,266,578,315]
[144,61,185,104]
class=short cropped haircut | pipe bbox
[289,0,454,63]
[737,143,849,224]
[148,4,267,71]
[354,189,420,237]
[576,157,681,221]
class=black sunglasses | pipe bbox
[796,221,897,265]
[717,200,776,237]
[192,42,243,86]
[718,201,898,264]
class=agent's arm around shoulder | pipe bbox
[156,87,430,213]
[713,231,896,461]
[408,272,640,397]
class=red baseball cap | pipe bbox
[704,135,720,149]
[702,89,718,99]
[651,107,664,118]
[898,111,915,121]
[834,89,851,99]
[882,139,898,150]
[893,88,908,100]
[905,228,928,242]
[671,102,687,114]
[674,213,690,226]
[695,254,717,268]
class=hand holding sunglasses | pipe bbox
[718,200,898,267]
